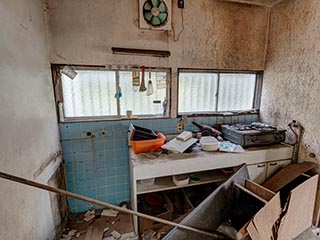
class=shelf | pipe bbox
[137,170,229,195]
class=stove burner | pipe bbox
[233,122,277,132]
[221,123,286,147]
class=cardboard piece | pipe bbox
[277,175,318,240]
[239,170,319,240]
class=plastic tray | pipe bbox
[130,132,165,154]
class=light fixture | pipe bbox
[61,65,78,80]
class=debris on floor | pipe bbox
[84,210,96,222]
[61,208,137,240]
[59,162,319,240]
[162,163,320,240]
[101,209,119,218]
[141,229,160,240]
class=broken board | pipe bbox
[163,164,249,240]
[247,193,281,240]
[245,179,275,202]
[277,175,319,240]
[262,162,317,192]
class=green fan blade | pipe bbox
[151,0,159,7]
[151,16,161,25]
[143,2,152,10]
[144,12,153,21]
[159,2,166,12]
[158,12,167,23]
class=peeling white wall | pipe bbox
[260,0,320,164]
[0,0,61,239]
[48,0,268,69]
[47,0,269,116]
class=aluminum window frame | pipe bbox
[177,69,263,116]
[52,65,171,122]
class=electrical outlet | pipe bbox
[309,152,316,158]
[178,0,184,8]
[177,122,184,132]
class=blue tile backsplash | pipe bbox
[59,114,259,213]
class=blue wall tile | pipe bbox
[60,113,258,213]
[238,115,245,123]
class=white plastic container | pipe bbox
[172,174,189,186]
[200,136,219,151]
[140,178,155,186]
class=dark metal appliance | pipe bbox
[221,122,286,147]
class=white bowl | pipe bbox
[172,175,189,186]
[200,136,219,151]
[140,178,155,186]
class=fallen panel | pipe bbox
[163,164,249,240]
[262,162,317,192]
[247,192,281,240]
[277,175,319,240]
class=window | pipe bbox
[55,66,170,120]
[178,70,262,115]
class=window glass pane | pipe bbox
[178,73,218,113]
[119,71,167,116]
[217,73,256,111]
[61,70,117,117]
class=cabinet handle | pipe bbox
[257,164,266,168]
[269,162,278,166]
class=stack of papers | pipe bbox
[162,137,197,153]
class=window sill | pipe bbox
[60,115,170,123]
[177,109,259,118]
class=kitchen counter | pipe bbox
[129,143,293,232]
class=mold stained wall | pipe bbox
[0,0,63,239]
[260,0,320,164]
[47,0,269,114]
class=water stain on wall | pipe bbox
[260,0,320,164]
[47,0,269,70]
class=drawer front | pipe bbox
[247,163,267,184]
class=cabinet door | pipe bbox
[266,159,292,179]
[247,163,267,184]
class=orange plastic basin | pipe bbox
[130,132,165,154]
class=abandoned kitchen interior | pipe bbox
[1,0,320,239]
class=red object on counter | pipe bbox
[130,132,166,154]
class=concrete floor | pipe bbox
[294,226,320,240]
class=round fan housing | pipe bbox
[143,0,168,27]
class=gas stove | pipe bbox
[221,123,286,147]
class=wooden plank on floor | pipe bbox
[84,225,104,240]
[84,226,94,240]
[262,162,317,192]
[245,179,275,202]
[277,175,319,240]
